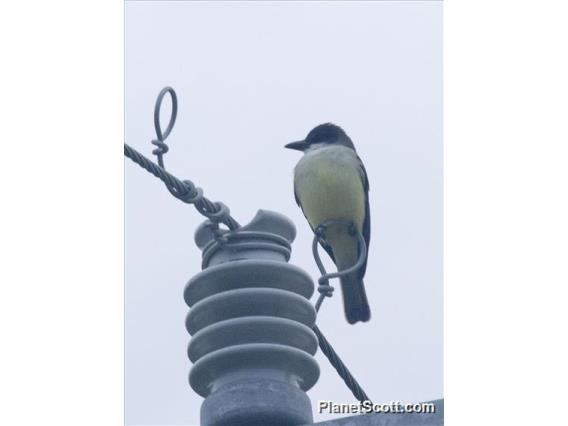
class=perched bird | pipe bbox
[285,123,371,324]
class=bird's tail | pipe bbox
[340,273,371,324]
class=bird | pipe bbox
[285,123,371,324]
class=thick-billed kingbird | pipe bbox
[285,123,371,324]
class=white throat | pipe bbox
[305,142,330,153]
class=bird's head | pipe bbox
[285,123,355,152]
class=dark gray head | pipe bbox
[285,123,355,152]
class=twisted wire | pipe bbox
[124,143,240,230]
[124,87,240,230]
[313,325,371,403]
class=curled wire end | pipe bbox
[315,282,334,313]
[151,139,169,156]
[151,139,169,168]
[311,220,367,312]
[151,86,178,169]
[318,281,335,296]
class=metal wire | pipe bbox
[311,220,372,404]
[124,144,240,230]
[312,220,367,312]
[313,325,371,403]
[124,87,240,231]
[125,86,370,405]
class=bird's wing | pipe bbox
[358,156,371,279]
[294,186,336,263]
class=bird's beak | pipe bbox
[284,140,308,151]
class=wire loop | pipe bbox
[151,87,178,169]
[311,219,367,312]
[154,86,178,142]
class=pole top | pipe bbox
[195,209,297,268]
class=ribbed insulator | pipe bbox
[185,210,319,426]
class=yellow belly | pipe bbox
[294,146,365,233]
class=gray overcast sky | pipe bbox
[125,1,442,425]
